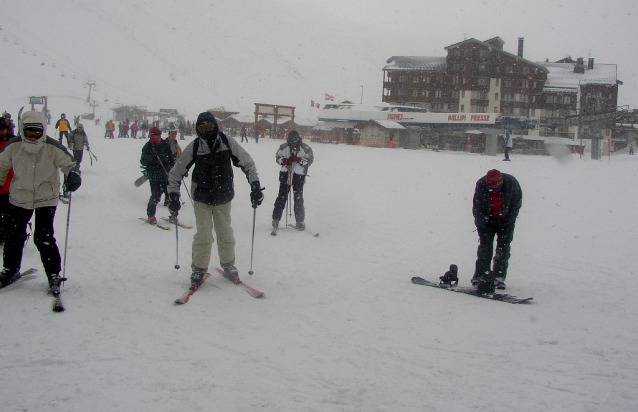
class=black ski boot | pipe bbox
[221,264,241,284]
[47,274,66,297]
[439,264,459,286]
[474,271,495,295]
[190,270,206,289]
[0,268,20,288]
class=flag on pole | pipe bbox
[311,100,315,107]
[325,93,334,102]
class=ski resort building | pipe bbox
[381,36,621,155]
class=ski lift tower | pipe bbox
[85,80,97,103]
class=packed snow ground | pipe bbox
[1,115,638,411]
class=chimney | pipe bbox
[517,37,524,58]
[588,57,594,70]
[574,57,585,74]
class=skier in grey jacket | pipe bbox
[167,111,264,288]
[0,111,81,296]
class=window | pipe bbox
[478,63,487,72]
[478,77,489,86]
[435,90,442,98]
[494,107,499,113]
[495,93,499,101]
[495,78,500,87]
[412,89,420,97]
[399,76,408,83]
[461,90,466,98]
[461,104,465,112]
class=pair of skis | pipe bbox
[0,268,65,312]
[271,224,319,237]
[174,268,264,304]
[139,217,193,230]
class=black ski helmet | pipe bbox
[287,130,301,145]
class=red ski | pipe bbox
[215,268,264,298]
[174,273,211,304]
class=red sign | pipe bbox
[387,114,404,120]
[470,114,491,122]
[448,115,467,121]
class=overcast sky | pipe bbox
[1,0,636,113]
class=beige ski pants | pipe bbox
[191,200,235,271]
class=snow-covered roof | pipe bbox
[538,62,618,90]
[384,56,447,72]
[359,120,405,130]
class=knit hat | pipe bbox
[486,169,503,188]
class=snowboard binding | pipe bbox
[439,264,459,287]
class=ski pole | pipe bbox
[285,165,292,227]
[172,211,180,270]
[248,207,257,275]
[61,192,72,286]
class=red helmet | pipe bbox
[149,127,162,144]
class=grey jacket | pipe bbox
[0,111,77,209]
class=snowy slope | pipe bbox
[1,113,638,411]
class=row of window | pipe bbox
[394,89,572,104]
[392,75,541,89]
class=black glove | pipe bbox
[168,192,181,214]
[64,170,82,192]
[250,181,265,208]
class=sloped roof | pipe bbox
[538,62,618,89]
[383,56,447,72]
[358,120,405,130]
[444,38,548,73]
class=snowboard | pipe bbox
[134,174,148,187]
[411,277,533,304]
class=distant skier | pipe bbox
[503,131,513,161]
[0,110,81,296]
[140,127,173,224]
[471,169,522,293]
[271,131,314,232]
[68,123,90,169]
[55,113,72,146]
[167,111,264,288]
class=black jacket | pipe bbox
[141,140,173,181]
[472,173,522,224]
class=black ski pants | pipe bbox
[147,178,167,218]
[3,204,61,275]
[272,171,306,223]
[0,193,9,244]
[73,150,84,169]
[475,218,516,279]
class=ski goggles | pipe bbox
[23,124,44,139]
[197,122,216,134]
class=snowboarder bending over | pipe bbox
[471,169,522,293]
[0,111,81,295]
[140,127,174,224]
[271,131,314,232]
[167,111,264,288]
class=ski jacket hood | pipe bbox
[195,111,219,138]
[20,111,48,153]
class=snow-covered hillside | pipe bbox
[1,110,638,410]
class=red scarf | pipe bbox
[490,191,503,219]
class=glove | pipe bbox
[168,192,181,214]
[291,156,301,163]
[282,158,292,165]
[64,170,82,192]
[250,181,265,208]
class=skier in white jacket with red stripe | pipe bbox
[271,131,314,232]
